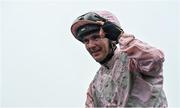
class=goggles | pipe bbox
[76,12,107,22]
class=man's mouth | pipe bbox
[91,49,101,57]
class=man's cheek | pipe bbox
[87,49,92,55]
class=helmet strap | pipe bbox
[99,40,117,64]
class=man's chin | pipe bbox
[91,53,104,62]
[93,57,104,63]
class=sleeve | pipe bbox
[85,82,94,107]
[119,34,164,77]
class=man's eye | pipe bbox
[83,39,89,44]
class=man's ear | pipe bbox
[99,28,106,38]
[109,40,117,52]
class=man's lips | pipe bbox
[91,49,101,57]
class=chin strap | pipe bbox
[99,41,117,64]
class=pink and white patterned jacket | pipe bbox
[85,33,168,107]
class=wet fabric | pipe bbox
[85,34,168,107]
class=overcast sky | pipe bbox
[0,0,180,107]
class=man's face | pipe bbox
[82,31,110,63]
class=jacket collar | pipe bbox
[101,48,119,70]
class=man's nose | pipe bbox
[87,40,96,48]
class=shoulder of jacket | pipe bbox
[92,67,102,82]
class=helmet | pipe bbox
[71,10,121,41]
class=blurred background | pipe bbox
[0,0,179,107]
